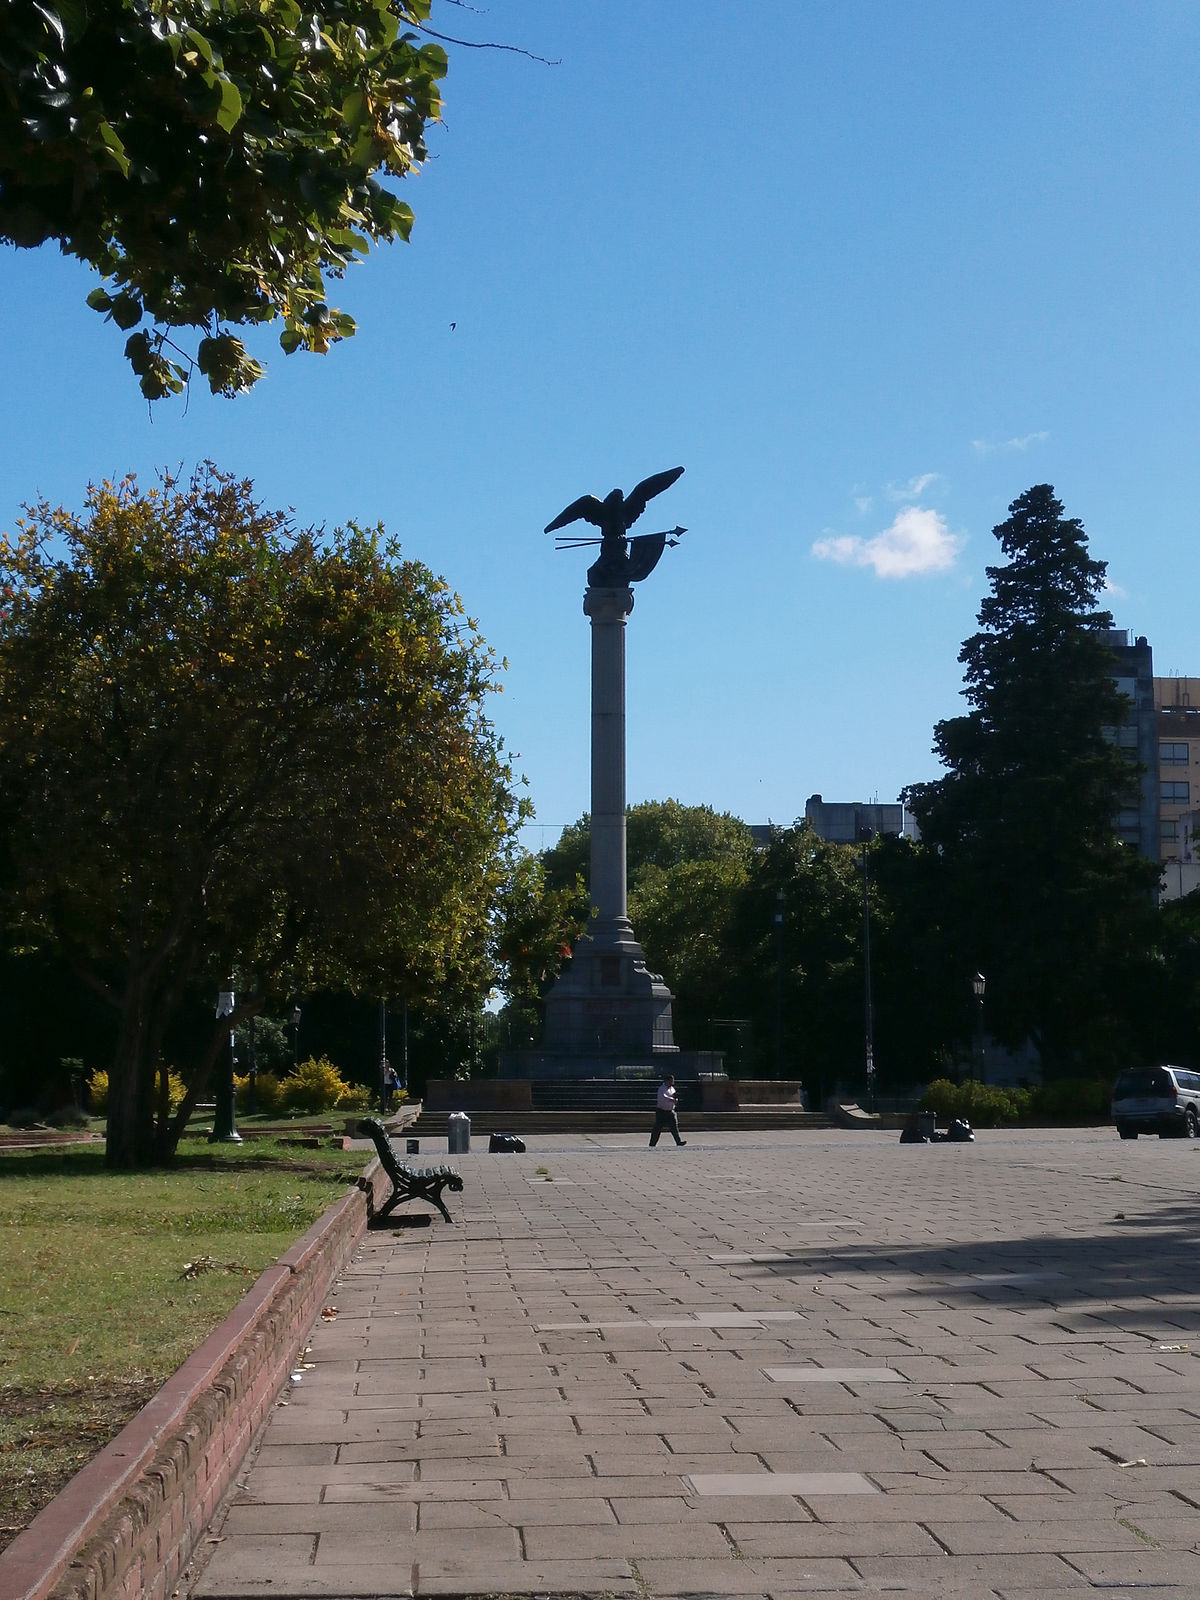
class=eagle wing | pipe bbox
[622,466,684,529]
[545,494,606,534]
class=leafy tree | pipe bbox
[0,0,446,396]
[903,485,1159,1074]
[536,799,755,1036]
[728,824,863,1088]
[542,798,753,900]
[492,849,586,1040]
[0,466,522,1164]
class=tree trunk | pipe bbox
[104,983,159,1167]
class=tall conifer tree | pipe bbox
[905,485,1159,1073]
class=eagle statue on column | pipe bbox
[545,466,686,586]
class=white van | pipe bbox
[1111,1065,1200,1139]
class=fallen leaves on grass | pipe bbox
[180,1256,255,1280]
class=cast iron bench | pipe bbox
[357,1117,464,1224]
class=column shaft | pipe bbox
[584,586,634,932]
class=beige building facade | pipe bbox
[1155,677,1200,895]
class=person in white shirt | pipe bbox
[649,1073,686,1147]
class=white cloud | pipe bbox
[854,495,873,514]
[1102,577,1128,600]
[971,430,1049,456]
[886,471,940,501]
[812,506,964,579]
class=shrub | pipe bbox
[279,1055,355,1114]
[233,1069,284,1114]
[920,1077,1032,1128]
[88,1068,186,1115]
[1029,1077,1110,1121]
[337,1083,375,1112]
[47,1104,89,1128]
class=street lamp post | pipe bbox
[972,971,986,1082]
[377,999,388,1111]
[773,889,785,1079]
[210,980,242,1144]
[246,1015,258,1116]
[290,1005,301,1069]
[400,997,409,1093]
[858,824,876,1111]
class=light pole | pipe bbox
[210,979,242,1143]
[773,889,785,1079]
[290,1005,301,1070]
[857,823,876,1111]
[377,999,388,1111]
[246,1015,258,1116]
[972,971,986,1082]
[400,997,409,1093]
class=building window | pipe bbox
[1115,725,1138,750]
[1161,781,1190,805]
[1117,808,1141,831]
[1160,742,1190,766]
[1162,820,1180,843]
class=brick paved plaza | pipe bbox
[190,1126,1200,1599]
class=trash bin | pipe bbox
[448,1112,471,1154]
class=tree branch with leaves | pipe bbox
[0,0,447,396]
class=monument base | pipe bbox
[498,1049,725,1082]
[540,921,679,1058]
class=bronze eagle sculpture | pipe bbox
[545,467,685,586]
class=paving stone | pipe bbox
[632,1555,859,1592]
[727,1519,945,1557]
[414,1556,635,1594]
[924,1516,1149,1553]
[223,1503,417,1534]
[763,1366,904,1383]
[1059,1547,1200,1584]
[686,1471,877,1496]
[314,1526,520,1565]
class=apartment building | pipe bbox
[1155,677,1200,896]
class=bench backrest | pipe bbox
[357,1117,404,1183]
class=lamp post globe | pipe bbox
[971,972,986,1083]
[210,980,242,1143]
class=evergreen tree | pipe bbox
[904,484,1159,1074]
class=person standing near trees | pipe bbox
[381,1060,399,1113]
[649,1074,686,1147]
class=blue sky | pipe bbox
[3,1,1199,852]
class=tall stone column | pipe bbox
[524,465,693,1077]
[539,583,677,1064]
[586,586,634,943]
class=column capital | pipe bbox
[583,585,634,623]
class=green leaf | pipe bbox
[341,89,368,130]
[213,76,243,133]
[86,288,113,312]
[109,293,143,331]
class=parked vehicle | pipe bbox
[1111,1065,1200,1139]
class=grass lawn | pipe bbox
[0,1133,366,1554]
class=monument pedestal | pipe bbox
[541,922,676,1058]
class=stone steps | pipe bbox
[405,1108,834,1138]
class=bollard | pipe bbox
[447,1112,471,1154]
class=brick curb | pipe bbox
[0,1157,388,1600]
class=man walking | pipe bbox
[649,1073,686,1147]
